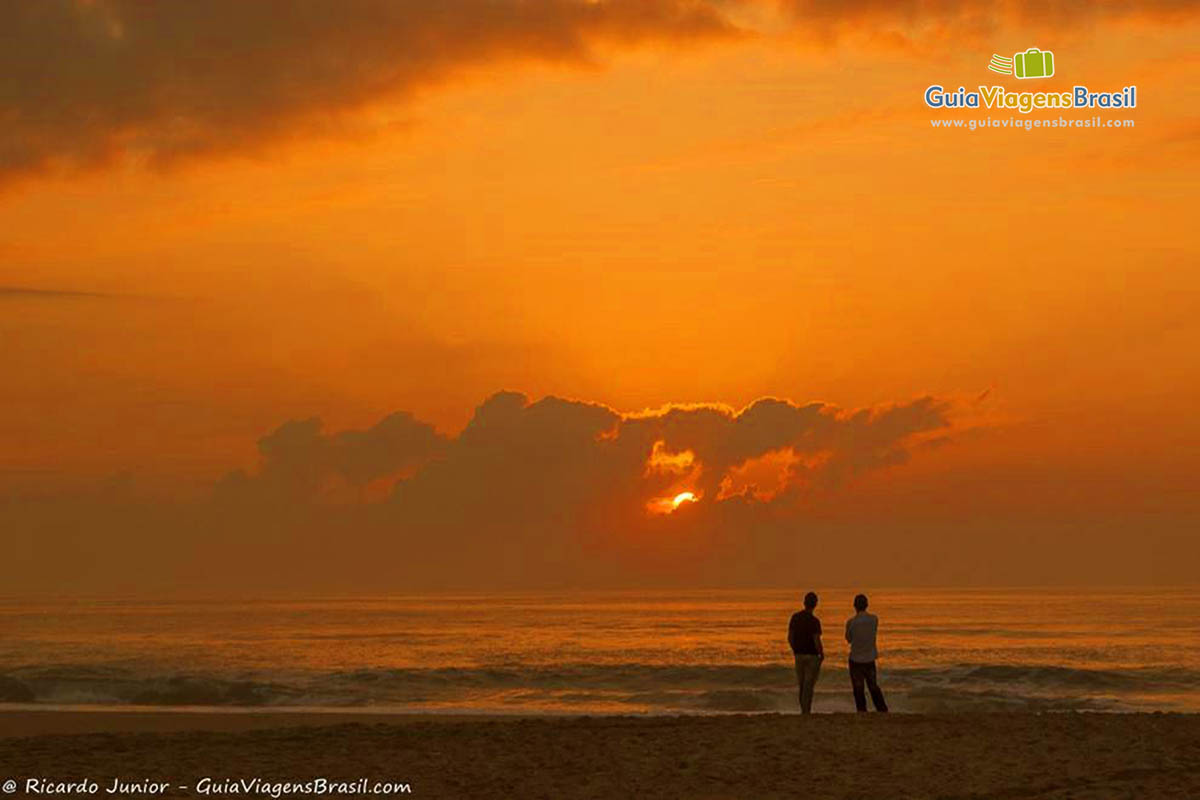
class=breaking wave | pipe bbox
[2,662,1197,713]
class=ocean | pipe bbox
[2,588,1197,714]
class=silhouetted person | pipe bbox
[845,593,888,712]
[788,591,824,714]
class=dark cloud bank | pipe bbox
[2,0,1194,185]
[4,391,952,592]
[0,0,736,182]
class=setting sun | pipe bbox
[672,492,698,508]
[646,490,700,515]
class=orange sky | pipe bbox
[2,1,1198,590]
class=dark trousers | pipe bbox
[849,660,888,712]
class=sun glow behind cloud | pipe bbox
[672,491,697,507]
[647,490,699,514]
[643,440,703,513]
[645,441,696,474]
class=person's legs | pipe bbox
[801,657,820,714]
[798,655,820,714]
[793,654,806,709]
[794,654,819,713]
[863,661,889,712]
[849,660,867,712]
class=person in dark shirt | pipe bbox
[787,591,824,714]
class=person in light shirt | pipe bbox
[844,593,889,712]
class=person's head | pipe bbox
[803,591,818,610]
[853,593,869,612]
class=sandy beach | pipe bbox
[1,711,1197,799]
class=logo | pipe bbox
[989,48,1056,79]
[924,48,1136,115]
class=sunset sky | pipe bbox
[2,1,1198,592]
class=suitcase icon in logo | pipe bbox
[1014,48,1054,79]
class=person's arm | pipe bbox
[845,618,853,644]
[814,633,824,659]
[787,616,796,652]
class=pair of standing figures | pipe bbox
[787,591,889,714]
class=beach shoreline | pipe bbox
[2,710,1197,798]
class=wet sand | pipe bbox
[1,710,1197,798]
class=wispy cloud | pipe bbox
[0,286,117,299]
